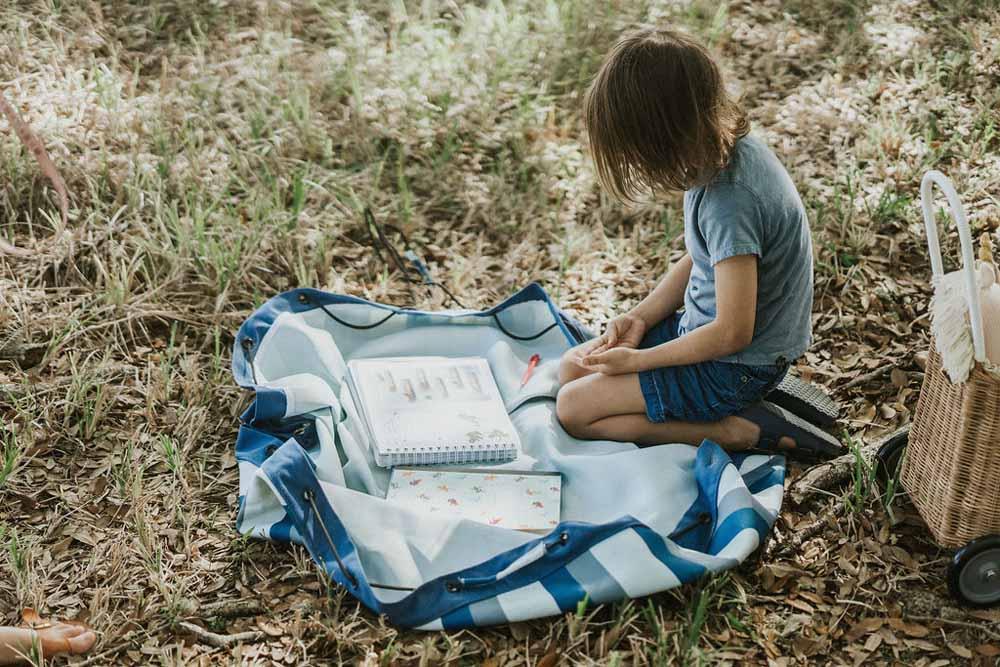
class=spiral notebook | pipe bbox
[347,357,521,467]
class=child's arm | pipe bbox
[589,254,693,354]
[583,255,757,374]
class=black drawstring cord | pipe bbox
[303,488,359,588]
[492,316,559,342]
[362,207,466,309]
[318,303,397,330]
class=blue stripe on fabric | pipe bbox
[467,596,507,626]
[669,441,731,552]
[256,432,772,628]
[565,551,627,605]
[708,507,771,556]
[634,525,707,584]
[379,517,645,628]
[670,502,714,551]
[249,387,287,422]
[235,425,285,467]
[747,466,784,495]
[540,567,588,612]
[440,604,475,630]
[267,514,299,543]
[257,439,648,628]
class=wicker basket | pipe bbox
[901,171,1000,548]
[903,347,1000,548]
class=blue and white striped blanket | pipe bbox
[231,284,785,629]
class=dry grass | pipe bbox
[1,0,999,664]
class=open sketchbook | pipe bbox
[386,468,561,533]
[347,357,521,467]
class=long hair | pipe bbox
[584,28,750,201]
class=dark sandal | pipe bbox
[739,401,844,461]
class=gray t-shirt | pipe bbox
[679,134,813,366]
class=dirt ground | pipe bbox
[2,0,999,664]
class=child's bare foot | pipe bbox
[0,609,97,664]
[36,622,96,659]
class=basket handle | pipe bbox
[921,170,986,363]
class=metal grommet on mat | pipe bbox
[445,580,462,593]
[297,292,310,304]
[241,337,254,350]
[558,532,569,546]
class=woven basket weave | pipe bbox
[902,345,1000,548]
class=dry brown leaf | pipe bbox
[905,639,941,652]
[537,651,560,667]
[948,643,973,659]
[785,598,815,614]
[845,617,885,643]
[888,618,930,638]
[258,620,285,637]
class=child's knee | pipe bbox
[555,383,589,437]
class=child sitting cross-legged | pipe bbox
[555,28,841,458]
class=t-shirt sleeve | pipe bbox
[697,181,765,265]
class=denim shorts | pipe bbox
[637,315,788,423]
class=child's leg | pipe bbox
[556,372,764,448]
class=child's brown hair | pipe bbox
[584,28,749,201]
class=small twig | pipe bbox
[904,614,1000,642]
[198,599,266,619]
[841,364,894,390]
[768,497,847,559]
[789,442,880,506]
[176,621,263,649]
[0,89,70,257]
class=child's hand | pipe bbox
[592,314,647,355]
[581,347,641,375]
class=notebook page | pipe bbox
[349,357,520,455]
[386,468,561,533]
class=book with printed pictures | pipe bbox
[385,467,562,533]
[347,356,521,467]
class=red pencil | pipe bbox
[520,354,541,388]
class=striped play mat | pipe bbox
[231,284,785,629]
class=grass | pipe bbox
[2,0,1000,663]
[0,429,21,488]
